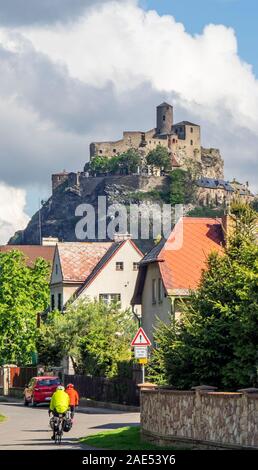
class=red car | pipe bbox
[24,376,61,406]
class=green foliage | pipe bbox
[146,145,171,172]
[169,164,199,206]
[0,251,50,365]
[169,169,187,205]
[89,156,110,175]
[188,206,224,218]
[117,149,141,175]
[80,426,177,450]
[37,300,137,378]
[89,149,141,176]
[149,202,258,389]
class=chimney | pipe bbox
[42,237,59,246]
[221,214,235,245]
[113,233,132,242]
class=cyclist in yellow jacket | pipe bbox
[49,385,70,440]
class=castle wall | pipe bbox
[52,173,69,192]
[173,124,201,161]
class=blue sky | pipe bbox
[141,0,258,75]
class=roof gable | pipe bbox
[158,217,224,292]
[57,242,113,282]
[72,239,143,299]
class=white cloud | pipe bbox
[0,182,30,244]
[0,0,257,231]
[19,2,258,132]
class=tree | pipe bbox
[0,251,50,365]
[89,156,109,175]
[146,145,171,173]
[37,300,137,378]
[118,149,141,175]
[149,201,258,389]
[169,162,199,206]
[169,169,187,205]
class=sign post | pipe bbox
[131,327,151,383]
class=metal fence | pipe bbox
[64,374,140,406]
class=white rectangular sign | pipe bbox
[134,346,148,359]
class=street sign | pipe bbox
[139,358,148,365]
[131,327,151,347]
[134,346,148,359]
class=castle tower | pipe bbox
[156,102,173,135]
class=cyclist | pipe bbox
[65,383,79,418]
[49,385,70,440]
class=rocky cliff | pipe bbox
[9,174,170,249]
[9,148,225,247]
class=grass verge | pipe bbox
[80,426,177,450]
[0,414,6,423]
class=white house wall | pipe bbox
[76,241,142,311]
[141,263,172,343]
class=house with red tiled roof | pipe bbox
[0,245,55,270]
[132,217,225,341]
[50,239,143,312]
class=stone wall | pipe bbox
[141,389,258,449]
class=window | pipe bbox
[133,262,139,271]
[110,293,121,303]
[163,115,166,121]
[172,138,176,144]
[55,264,58,275]
[51,294,55,311]
[58,293,62,311]
[190,127,193,133]
[99,293,121,305]
[158,278,163,303]
[116,262,124,271]
[113,149,116,153]
[99,149,103,154]
[152,279,157,304]
[37,378,61,387]
[190,140,193,145]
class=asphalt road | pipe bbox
[0,401,140,450]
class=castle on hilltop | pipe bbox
[89,102,202,168]
[51,102,253,208]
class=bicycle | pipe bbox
[50,413,65,445]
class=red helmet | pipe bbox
[67,383,74,388]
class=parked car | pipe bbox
[24,376,61,406]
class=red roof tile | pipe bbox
[57,242,113,282]
[0,245,55,268]
[158,218,224,292]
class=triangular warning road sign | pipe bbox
[131,327,151,347]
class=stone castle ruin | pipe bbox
[10,102,255,246]
[90,102,202,166]
[52,102,253,207]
